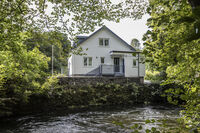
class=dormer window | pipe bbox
[99,38,109,46]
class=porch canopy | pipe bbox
[109,50,140,57]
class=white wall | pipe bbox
[139,63,145,77]
[124,53,146,77]
[72,28,133,75]
[124,54,138,77]
[69,28,145,77]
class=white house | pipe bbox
[68,26,145,79]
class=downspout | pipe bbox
[73,54,75,76]
[138,53,140,77]
[123,58,125,76]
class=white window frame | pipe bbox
[83,57,92,67]
[99,38,104,46]
[104,39,109,46]
[99,38,109,47]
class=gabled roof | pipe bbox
[76,36,88,44]
[78,25,136,51]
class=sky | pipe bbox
[103,14,150,44]
[103,0,150,44]
[87,0,150,45]
[45,1,150,45]
[81,14,150,45]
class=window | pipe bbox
[100,57,105,64]
[104,39,109,46]
[84,57,87,66]
[88,57,92,66]
[133,59,137,67]
[99,38,109,46]
[83,57,92,66]
[99,38,103,46]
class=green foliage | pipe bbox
[131,38,141,50]
[0,0,146,37]
[16,82,169,115]
[0,32,50,116]
[25,31,71,74]
[0,0,147,117]
[145,70,164,82]
[53,83,144,106]
[113,118,189,133]
[143,0,200,129]
[41,76,59,92]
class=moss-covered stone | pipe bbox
[11,82,172,116]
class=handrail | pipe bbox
[100,64,124,76]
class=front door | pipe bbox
[114,57,120,72]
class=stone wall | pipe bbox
[58,77,144,86]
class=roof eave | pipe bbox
[78,25,136,51]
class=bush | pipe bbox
[145,70,164,82]
[13,82,169,115]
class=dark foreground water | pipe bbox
[0,106,186,133]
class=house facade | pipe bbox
[68,26,145,78]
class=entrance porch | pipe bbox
[99,64,124,76]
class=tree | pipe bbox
[131,38,141,50]
[0,0,147,116]
[143,0,200,129]
[25,31,71,74]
